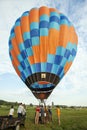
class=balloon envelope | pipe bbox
[9,6,78,100]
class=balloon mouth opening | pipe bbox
[25,72,60,100]
[29,81,55,100]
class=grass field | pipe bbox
[0,105,87,130]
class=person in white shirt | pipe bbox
[9,105,14,119]
[17,103,24,119]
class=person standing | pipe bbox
[8,105,14,119]
[17,103,24,119]
[57,107,61,125]
[40,105,44,124]
[48,106,52,122]
[35,105,40,124]
[44,106,49,123]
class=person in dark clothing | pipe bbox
[40,105,44,124]
[48,106,52,122]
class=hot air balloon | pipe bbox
[9,6,78,102]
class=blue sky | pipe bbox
[0,0,87,106]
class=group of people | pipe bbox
[35,105,52,124]
[8,103,26,119]
[8,103,61,126]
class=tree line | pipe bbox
[0,100,87,108]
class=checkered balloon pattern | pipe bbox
[9,6,78,100]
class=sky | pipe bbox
[0,0,87,106]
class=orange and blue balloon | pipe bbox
[9,6,78,100]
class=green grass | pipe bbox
[0,106,87,130]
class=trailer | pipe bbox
[0,116,25,130]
